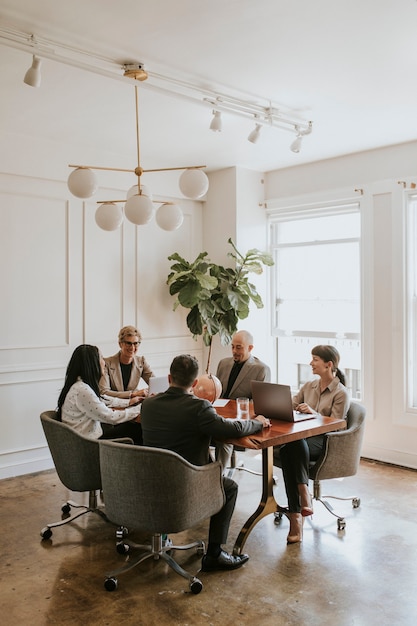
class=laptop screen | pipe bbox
[251,380,316,422]
[251,381,295,421]
[148,375,169,395]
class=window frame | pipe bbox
[406,193,417,410]
[267,193,362,397]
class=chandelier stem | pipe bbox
[135,85,141,193]
[96,198,165,204]
[144,165,207,173]
[68,163,206,173]
[68,164,135,173]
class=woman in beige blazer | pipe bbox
[100,325,154,400]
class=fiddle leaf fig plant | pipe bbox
[167,238,274,371]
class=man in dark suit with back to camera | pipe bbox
[140,353,271,572]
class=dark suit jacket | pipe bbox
[99,352,154,399]
[216,354,271,399]
[140,386,263,466]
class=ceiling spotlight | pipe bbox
[290,134,303,153]
[247,123,262,144]
[23,55,42,88]
[209,110,222,132]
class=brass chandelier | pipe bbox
[67,63,209,231]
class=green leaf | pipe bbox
[202,328,213,346]
[167,252,188,264]
[178,280,203,308]
[198,299,216,319]
[237,302,250,319]
[195,271,218,290]
[242,261,264,275]
[187,306,203,336]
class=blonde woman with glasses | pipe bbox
[100,325,154,401]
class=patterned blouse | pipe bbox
[61,379,140,439]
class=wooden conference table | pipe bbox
[214,399,346,555]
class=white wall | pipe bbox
[0,138,204,478]
[204,168,274,376]
[265,140,417,199]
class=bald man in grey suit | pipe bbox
[215,330,271,469]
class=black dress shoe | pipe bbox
[201,550,249,572]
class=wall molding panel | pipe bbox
[0,169,204,478]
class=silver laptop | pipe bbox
[251,380,316,422]
[148,375,169,395]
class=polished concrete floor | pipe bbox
[1,453,417,626]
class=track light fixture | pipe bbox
[23,55,42,87]
[209,110,222,132]
[290,134,302,153]
[247,123,262,144]
[290,123,313,153]
[1,27,314,156]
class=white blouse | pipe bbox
[61,379,141,439]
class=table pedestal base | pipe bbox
[233,446,280,555]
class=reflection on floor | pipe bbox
[1,453,417,626]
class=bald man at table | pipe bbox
[215,330,271,469]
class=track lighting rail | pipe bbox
[0,25,312,140]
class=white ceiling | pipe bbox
[1,0,417,175]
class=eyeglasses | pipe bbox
[123,341,141,347]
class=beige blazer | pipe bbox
[99,352,154,398]
[216,354,271,399]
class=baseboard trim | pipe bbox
[0,447,53,480]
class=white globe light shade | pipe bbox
[179,169,209,199]
[124,194,155,225]
[126,183,152,200]
[67,168,98,198]
[156,203,184,231]
[95,203,124,231]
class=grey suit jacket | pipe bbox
[216,354,271,399]
[99,352,154,399]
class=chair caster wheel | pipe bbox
[116,526,128,540]
[40,527,52,540]
[337,519,346,531]
[104,577,118,591]
[116,542,129,555]
[61,503,71,515]
[352,498,360,508]
[274,512,283,525]
[190,578,203,594]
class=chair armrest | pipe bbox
[109,437,134,445]
[310,423,365,481]
[182,460,226,524]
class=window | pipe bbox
[269,203,361,398]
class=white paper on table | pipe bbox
[212,399,230,407]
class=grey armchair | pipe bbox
[99,440,225,594]
[39,410,132,540]
[273,401,366,530]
